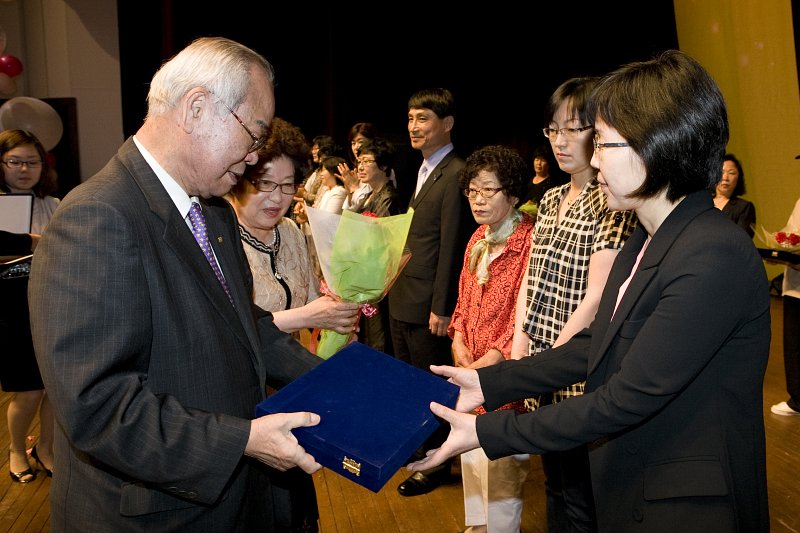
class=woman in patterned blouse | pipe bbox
[510,77,638,533]
[449,145,534,533]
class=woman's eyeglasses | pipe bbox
[2,159,43,169]
[249,179,297,195]
[592,137,630,152]
[542,125,593,141]
[463,187,504,199]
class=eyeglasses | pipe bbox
[218,100,267,153]
[357,158,376,166]
[249,179,297,195]
[463,187,504,199]
[542,125,593,141]
[592,137,630,152]
[2,159,42,169]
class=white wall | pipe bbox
[0,0,122,181]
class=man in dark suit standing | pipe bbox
[388,88,475,496]
[28,37,323,532]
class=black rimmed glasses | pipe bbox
[2,159,43,169]
[357,158,376,166]
[463,187,504,199]
[593,136,630,152]
[249,179,297,195]
[218,100,267,153]
[542,125,593,141]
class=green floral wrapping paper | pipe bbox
[306,207,414,359]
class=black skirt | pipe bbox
[0,270,45,392]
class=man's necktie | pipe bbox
[188,202,233,305]
[414,164,429,198]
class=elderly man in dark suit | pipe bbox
[388,88,476,496]
[28,37,323,532]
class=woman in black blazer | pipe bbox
[713,153,756,237]
[407,50,770,532]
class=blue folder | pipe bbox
[255,342,459,492]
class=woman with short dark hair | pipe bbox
[713,153,756,237]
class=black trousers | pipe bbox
[390,317,453,464]
[539,395,596,533]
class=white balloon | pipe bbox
[0,97,64,151]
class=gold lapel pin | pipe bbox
[217,236,223,244]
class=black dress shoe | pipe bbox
[30,445,52,477]
[397,469,449,497]
[8,450,36,483]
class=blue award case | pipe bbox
[255,342,459,492]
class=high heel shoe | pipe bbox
[8,449,37,483]
[30,446,52,477]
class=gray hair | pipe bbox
[146,36,275,118]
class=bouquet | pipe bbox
[758,225,800,252]
[305,206,414,358]
[517,200,538,219]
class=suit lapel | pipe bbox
[119,140,259,358]
[588,192,713,374]
[201,200,263,355]
[410,151,456,208]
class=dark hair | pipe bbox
[458,145,528,202]
[408,87,456,119]
[233,117,310,196]
[0,129,54,198]
[312,135,342,159]
[346,122,381,165]
[319,155,346,184]
[544,77,599,128]
[356,138,395,176]
[587,49,729,202]
[347,123,379,145]
[723,153,746,196]
[531,144,555,171]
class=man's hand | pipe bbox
[429,312,451,336]
[245,412,322,474]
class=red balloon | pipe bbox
[0,55,23,78]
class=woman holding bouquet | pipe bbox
[228,119,359,338]
[450,145,534,533]
[349,137,401,354]
[227,118,359,533]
